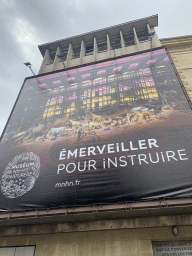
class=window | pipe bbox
[0,246,35,256]
[97,40,107,53]
[123,32,135,47]
[58,48,68,62]
[72,45,81,59]
[137,29,149,43]
[85,43,94,56]
[110,35,121,50]
[48,52,55,64]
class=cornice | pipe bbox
[160,35,192,47]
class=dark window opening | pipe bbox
[58,49,68,62]
[97,40,107,53]
[110,36,121,50]
[137,29,149,43]
[48,52,56,65]
[72,45,81,59]
[123,33,135,47]
[85,43,94,56]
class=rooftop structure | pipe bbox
[38,15,161,74]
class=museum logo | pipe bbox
[1,152,40,199]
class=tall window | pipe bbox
[58,48,68,61]
[48,52,55,64]
[137,29,149,43]
[110,35,121,50]
[123,32,135,47]
[97,39,107,53]
[85,43,94,56]
[72,45,81,59]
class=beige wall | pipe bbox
[0,213,192,256]
[160,36,192,101]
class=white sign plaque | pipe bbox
[153,241,192,256]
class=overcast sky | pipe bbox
[1,0,192,137]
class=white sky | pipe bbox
[1,0,192,137]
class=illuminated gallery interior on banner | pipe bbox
[0,14,192,256]
[7,49,182,134]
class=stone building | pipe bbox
[38,15,161,74]
[0,15,192,256]
[160,35,192,101]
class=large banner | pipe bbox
[1,48,192,212]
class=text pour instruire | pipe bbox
[57,138,188,174]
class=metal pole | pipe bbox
[28,65,36,77]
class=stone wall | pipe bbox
[0,213,192,256]
[161,36,192,101]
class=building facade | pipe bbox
[38,15,161,74]
[0,15,192,256]
[160,35,192,101]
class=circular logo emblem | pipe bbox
[1,152,40,199]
